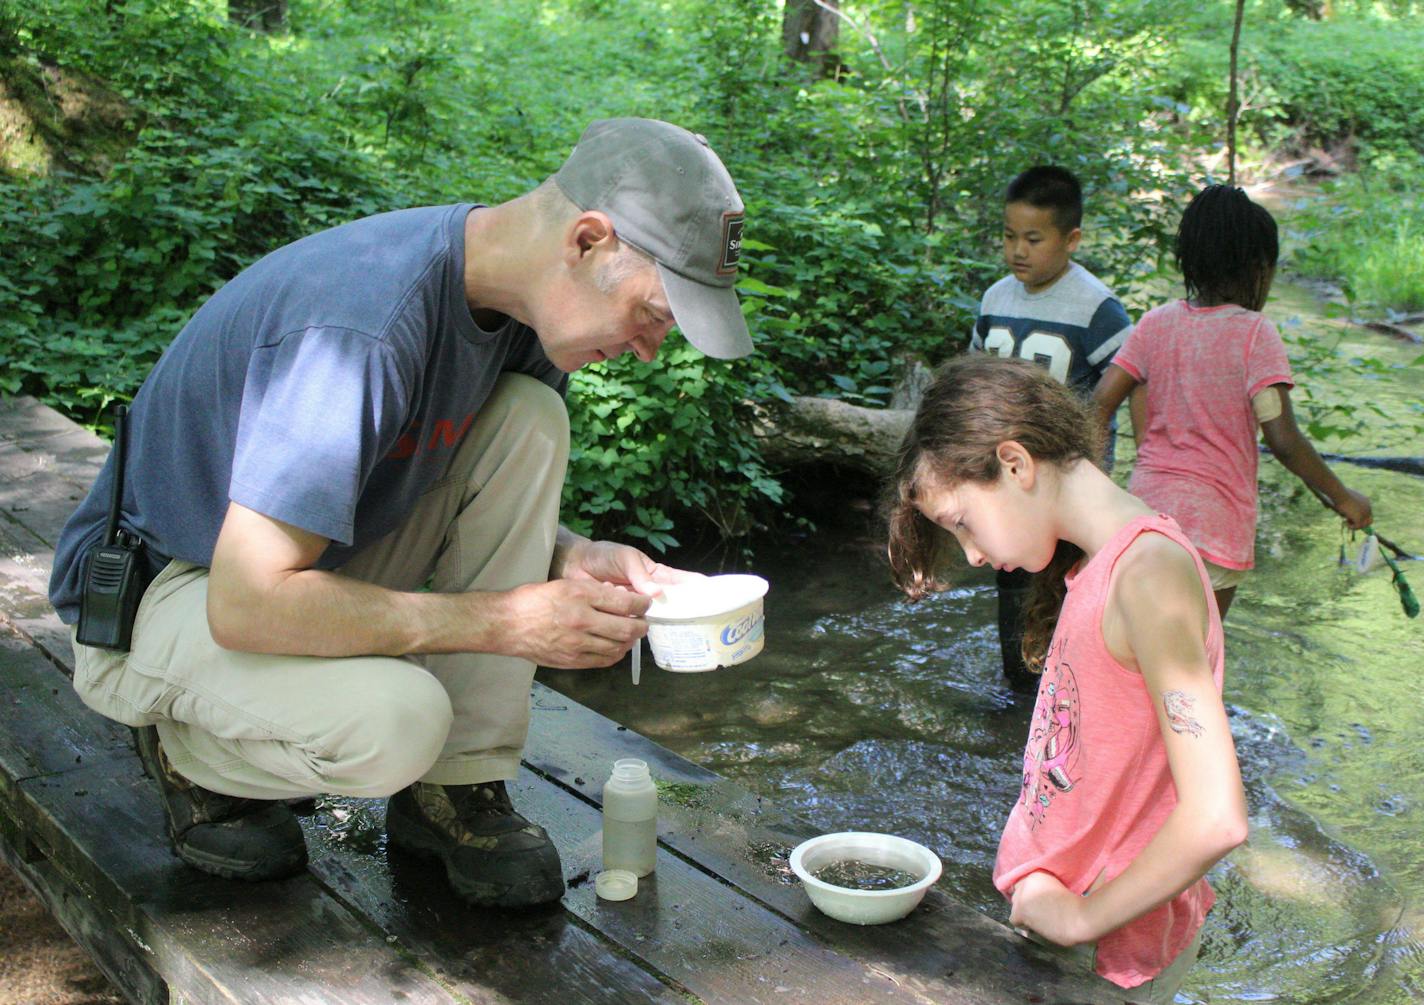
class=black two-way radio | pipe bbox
[76,405,147,652]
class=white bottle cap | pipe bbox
[594,869,639,901]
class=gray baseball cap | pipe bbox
[554,118,752,359]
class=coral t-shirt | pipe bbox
[993,513,1225,989]
[1112,300,1294,569]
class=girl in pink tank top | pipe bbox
[888,355,1248,998]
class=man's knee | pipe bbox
[335,670,454,797]
[488,374,569,446]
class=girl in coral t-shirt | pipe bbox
[888,355,1248,1001]
[1095,185,1371,619]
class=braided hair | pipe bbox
[1175,184,1279,312]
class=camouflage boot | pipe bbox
[132,726,308,881]
[386,780,564,908]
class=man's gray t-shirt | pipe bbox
[50,203,565,624]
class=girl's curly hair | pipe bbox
[886,354,1100,672]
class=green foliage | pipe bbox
[1248,18,1424,159]
[0,0,398,421]
[1170,10,1424,163]
[4,0,1419,549]
[1284,161,1424,314]
[563,342,784,551]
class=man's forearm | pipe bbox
[207,568,511,659]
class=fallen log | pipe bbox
[752,396,912,477]
[1361,318,1423,344]
[752,397,1424,484]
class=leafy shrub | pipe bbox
[0,1,398,423]
[1284,161,1424,314]
[563,342,785,551]
[1170,13,1424,163]
[1249,19,1424,159]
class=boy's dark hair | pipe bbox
[1005,166,1083,234]
[1175,184,1279,312]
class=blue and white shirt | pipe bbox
[971,262,1131,395]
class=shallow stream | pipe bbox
[542,280,1424,1003]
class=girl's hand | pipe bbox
[1009,871,1090,946]
[1332,488,1372,531]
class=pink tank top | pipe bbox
[992,513,1225,989]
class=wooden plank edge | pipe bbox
[6,761,466,1005]
[0,809,167,1004]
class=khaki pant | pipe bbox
[70,375,569,801]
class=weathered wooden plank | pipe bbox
[7,761,463,1005]
[302,790,691,1005]
[0,624,463,1004]
[0,397,98,663]
[0,512,74,663]
[0,395,108,548]
[0,626,130,785]
[0,812,170,1004]
[509,770,928,1005]
[3,619,677,1004]
[527,682,1124,1004]
[0,395,95,661]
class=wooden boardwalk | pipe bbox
[0,395,1121,1004]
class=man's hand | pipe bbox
[535,531,709,669]
[1009,871,1090,947]
[554,532,704,599]
[497,578,651,669]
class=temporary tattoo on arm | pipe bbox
[1163,690,1204,738]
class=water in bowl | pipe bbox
[812,859,920,891]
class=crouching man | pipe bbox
[49,119,752,907]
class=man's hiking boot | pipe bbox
[131,726,308,881]
[386,780,565,908]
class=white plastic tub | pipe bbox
[789,831,942,925]
[644,574,768,672]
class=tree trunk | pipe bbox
[1227,0,1245,186]
[228,0,287,32]
[782,0,840,72]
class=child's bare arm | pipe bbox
[1008,538,1248,946]
[1258,386,1372,529]
[1091,365,1139,459]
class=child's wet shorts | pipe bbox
[1203,559,1248,591]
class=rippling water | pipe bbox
[542,293,1424,1003]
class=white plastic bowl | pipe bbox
[789,832,942,925]
[644,574,768,672]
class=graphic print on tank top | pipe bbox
[1021,639,1082,828]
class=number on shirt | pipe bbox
[983,326,1072,383]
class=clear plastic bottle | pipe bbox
[602,757,657,877]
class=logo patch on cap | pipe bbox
[718,213,744,275]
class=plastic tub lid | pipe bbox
[594,869,638,901]
[646,574,769,621]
